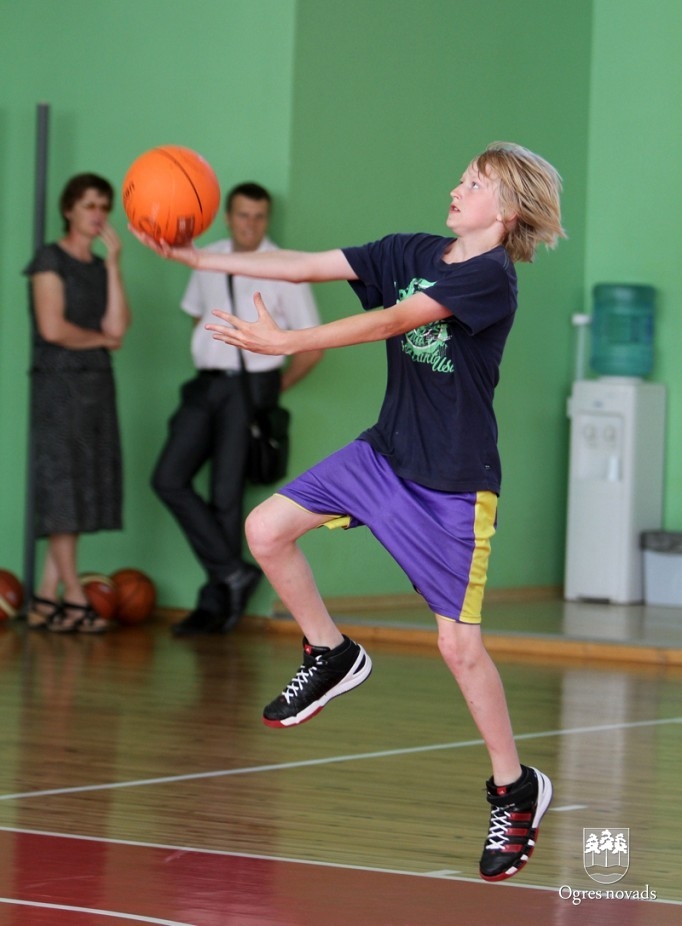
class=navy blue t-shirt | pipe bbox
[342,233,517,493]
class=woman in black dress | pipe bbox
[24,173,131,632]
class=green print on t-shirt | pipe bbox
[397,277,455,374]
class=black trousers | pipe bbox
[151,369,281,612]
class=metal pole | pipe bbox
[23,102,50,609]
[34,104,50,252]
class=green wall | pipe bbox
[286,0,592,594]
[586,0,682,526]
[11,0,664,614]
[0,0,299,611]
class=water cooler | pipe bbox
[564,284,666,604]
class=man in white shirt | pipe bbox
[152,183,323,635]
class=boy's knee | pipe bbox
[245,504,273,554]
[437,622,485,672]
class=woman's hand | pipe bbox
[99,223,122,264]
[206,292,292,356]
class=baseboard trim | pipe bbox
[272,585,563,616]
[155,586,562,626]
[153,587,682,666]
[247,613,682,668]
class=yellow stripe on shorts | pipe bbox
[459,490,498,624]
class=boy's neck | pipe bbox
[443,233,505,264]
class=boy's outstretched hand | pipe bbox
[206,292,292,356]
[127,225,200,267]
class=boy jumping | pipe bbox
[133,141,565,881]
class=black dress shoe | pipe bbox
[213,564,263,633]
[171,608,220,636]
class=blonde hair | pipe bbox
[475,141,566,263]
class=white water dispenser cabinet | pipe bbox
[564,378,666,603]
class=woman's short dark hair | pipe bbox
[59,173,114,231]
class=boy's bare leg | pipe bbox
[436,616,553,880]
[246,494,371,727]
[245,495,344,649]
[435,616,521,784]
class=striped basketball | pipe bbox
[122,145,220,245]
[111,568,156,625]
[80,572,119,620]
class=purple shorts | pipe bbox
[277,439,497,623]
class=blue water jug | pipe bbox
[590,283,655,377]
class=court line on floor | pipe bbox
[0,823,549,892]
[1,825,681,906]
[0,896,194,925]
[1,715,680,802]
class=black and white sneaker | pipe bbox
[479,765,553,881]
[263,635,372,728]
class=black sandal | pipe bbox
[61,600,109,634]
[27,595,73,632]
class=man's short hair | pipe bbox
[225,182,272,213]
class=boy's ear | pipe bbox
[499,211,517,230]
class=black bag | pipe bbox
[227,273,291,485]
[247,404,291,485]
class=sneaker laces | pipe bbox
[485,804,522,851]
[281,663,320,704]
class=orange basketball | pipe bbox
[0,569,23,620]
[80,572,119,620]
[122,145,221,245]
[111,568,156,625]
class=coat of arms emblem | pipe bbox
[583,828,629,883]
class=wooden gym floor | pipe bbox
[1,593,681,925]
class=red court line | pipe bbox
[0,829,676,926]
